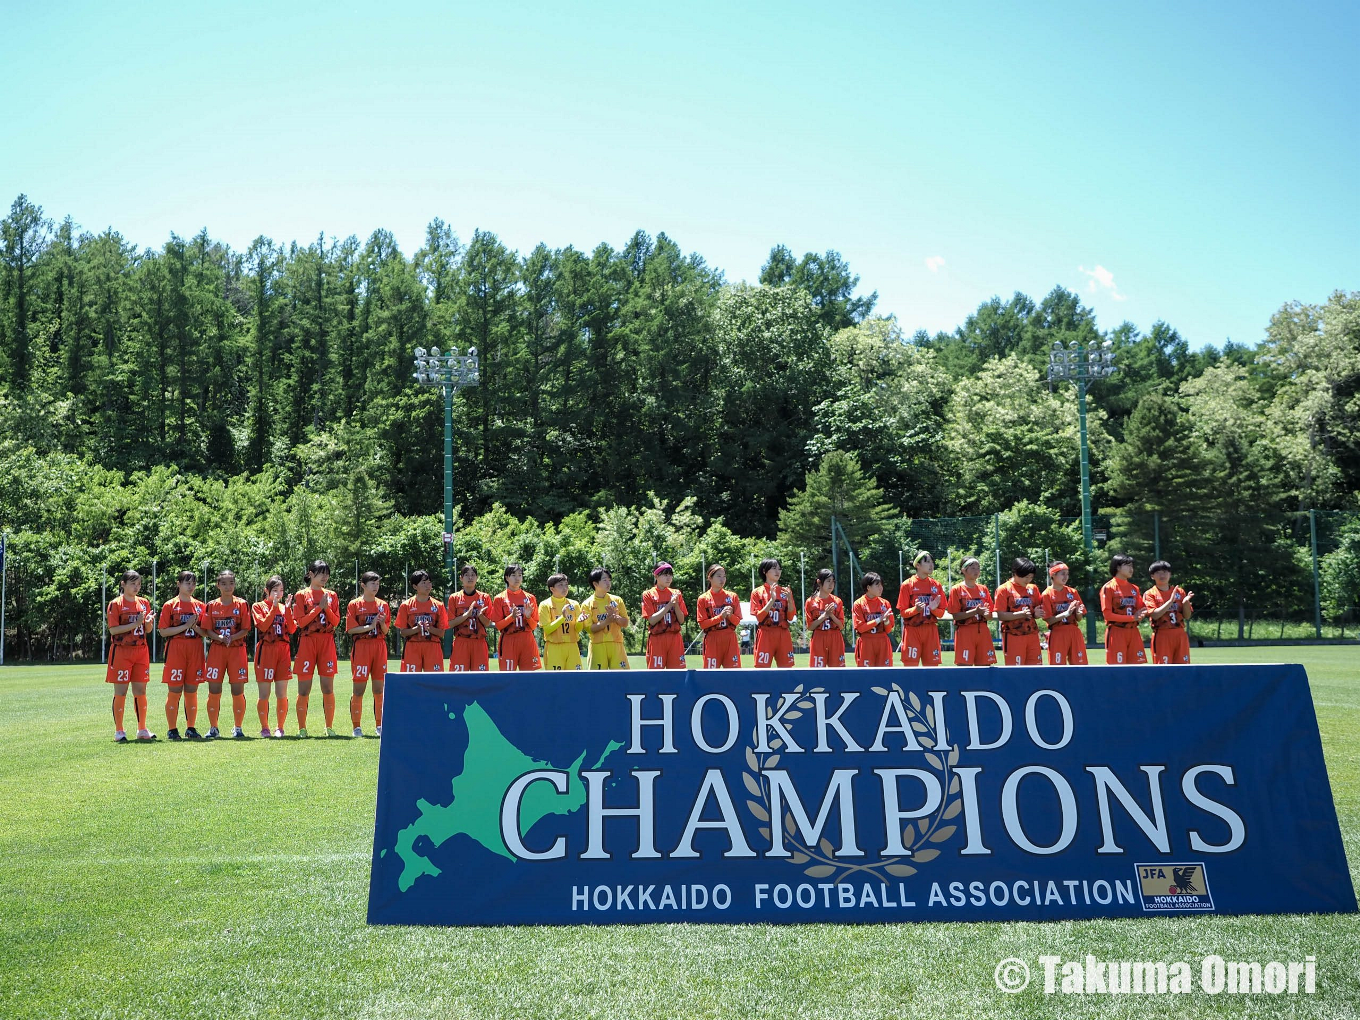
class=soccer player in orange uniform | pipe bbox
[852,572,895,668]
[896,551,947,666]
[203,570,251,738]
[158,570,207,740]
[805,569,847,668]
[1100,554,1148,664]
[696,564,743,668]
[447,565,493,672]
[395,569,447,672]
[345,571,391,736]
[994,558,1045,666]
[642,563,688,669]
[105,569,155,741]
[750,558,796,668]
[290,560,342,737]
[1040,562,1088,665]
[947,557,996,666]
[1144,560,1194,664]
[252,576,294,737]
[490,564,541,671]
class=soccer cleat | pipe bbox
[375,725,382,738]
[114,731,128,743]
[233,727,245,739]
[353,726,363,738]
[185,727,202,740]
[207,726,220,739]
[261,727,273,739]
[167,729,182,741]
[136,728,156,741]
[326,727,337,738]
[297,727,308,739]
[272,728,285,739]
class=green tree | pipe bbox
[777,451,896,564]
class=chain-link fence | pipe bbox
[0,508,1356,664]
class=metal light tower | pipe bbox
[413,345,480,603]
[1047,338,1117,646]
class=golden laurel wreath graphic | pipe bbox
[743,682,962,882]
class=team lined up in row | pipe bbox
[99,550,1192,742]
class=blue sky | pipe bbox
[5,1,1356,347]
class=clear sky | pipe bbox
[5,1,1357,347]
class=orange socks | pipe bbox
[323,692,336,728]
[257,698,270,731]
[232,693,246,728]
[374,690,383,727]
[112,694,126,732]
[350,695,363,728]
[277,696,290,731]
[134,694,147,730]
[207,692,222,729]
[165,688,182,729]
[184,690,199,728]
[296,695,309,730]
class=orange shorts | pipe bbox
[295,633,338,680]
[1001,631,1042,666]
[162,637,205,686]
[953,624,997,666]
[808,631,846,668]
[701,630,742,669]
[450,636,490,672]
[254,640,292,684]
[1150,627,1190,664]
[497,632,541,671]
[900,624,942,666]
[106,645,150,684]
[205,643,250,684]
[854,633,893,668]
[1105,625,1147,664]
[646,632,685,669]
[1046,625,1088,665]
[753,627,794,668]
[351,638,388,682]
[401,640,444,672]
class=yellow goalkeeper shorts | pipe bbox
[543,643,583,671]
[588,641,629,670]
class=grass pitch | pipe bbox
[1,648,1357,1019]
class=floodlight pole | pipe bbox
[1077,372,1096,646]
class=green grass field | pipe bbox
[2,649,1357,1019]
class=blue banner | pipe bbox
[367,665,1354,925]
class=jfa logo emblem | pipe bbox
[1136,863,1214,912]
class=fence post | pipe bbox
[799,551,806,650]
[151,560,158,662]
[946,546,954,643]
[101,566,107,664]
[0,532,7,666]
[1153,511,1161,562]
[1310,510,1322,639]
[994,514,1002,642]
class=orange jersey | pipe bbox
[159,596,207,638]
[490,589,539,635]
[851,594,895,635]
[1041,584,1085,627]
[252,600,295,642]
[896,577,946,626]
[447,589,493,639]
[641,586,688,636]
[395,596,448,642]
[749,584,795,630]
[205,596,250,647]
[346,597,391,644]
[291,588,341,636]
[947,582,992,627]
[107,595,154,648]
[804,594,846,634]
[696,589,742,632]
[1100,577,1143,624]
[1143,585,1192,630]
[993,579,1042,636]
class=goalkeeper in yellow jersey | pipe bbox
[583,567,631,669]
[541,573,584,670]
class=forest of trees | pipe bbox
[1,192,1357,657]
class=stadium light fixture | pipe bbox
[1047,339,1119,646]
[412,343,481,618]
